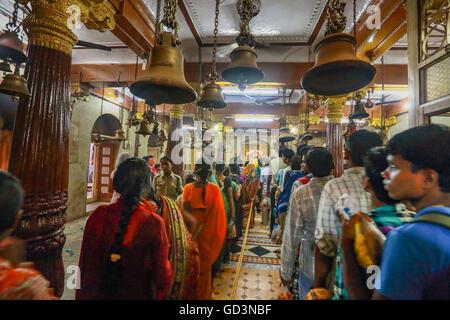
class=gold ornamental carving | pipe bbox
[326,96,348,123]
[169,104,184,120]
[23,0,116,55]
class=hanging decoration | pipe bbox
[129,0,197,105]
[349,91,369,120]
[126,56,142,128]
[197,0,227,109]
[279,87,295,144]
[0,0,29,99]
[113,88,126,141]
[301,0,376,96]
[221,0,264,91]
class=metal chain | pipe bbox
[209,0,221,82]
[353,0,357,40]
[155,0,162,39]
[236,0,259,46]
[161,0,178,30]
[6,0,20,32]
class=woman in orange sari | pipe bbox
[182,157,226,299]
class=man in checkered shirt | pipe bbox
[313,130,383,300]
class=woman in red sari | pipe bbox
[76,158,172,300]
[182,157,226,300]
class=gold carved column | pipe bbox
[326,96,347,177]
[166,104,184,176]
[8,0,115,296]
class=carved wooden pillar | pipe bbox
[166,104,184,176]
[326,97,347,177]
[8,0,115,297]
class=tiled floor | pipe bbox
[212,214,283,300]
[60,206,282,300]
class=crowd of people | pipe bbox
[0,124,448,300]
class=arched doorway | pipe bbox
[87,114,122,203]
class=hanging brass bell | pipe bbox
[349,101,369,120]
[0,64,29,98]
[221,46,264,91]
[197,82,227,109]
[0,32,27,64]
[135,120,152,136]
[301,33,376,96]
[113,128,126,141]
[0,60,12,73]
[279,127,296,143]
[129,32,197,105]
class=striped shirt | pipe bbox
[315,167,371,257]
[281,175,334,281]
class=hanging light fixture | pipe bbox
[0,0,29,98]
[221,0,264,91]
[301,0,376,96]
[198,0,227,109]
[129,0,197,105]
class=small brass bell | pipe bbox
[349,101,369,120]
[0,32,27,64]
[301,33,376,96]
[135,120,152,136]
[197,82,227,109]
[221,46,264,91]
[0,64,29,98]
[0,60,12,73]
[113,128,126,141]
[130,32,197,105]
[279,127,296,143]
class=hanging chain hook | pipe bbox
[208,0,221,83]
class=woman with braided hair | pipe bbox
[182,157,226,299]
[76,158,172,300]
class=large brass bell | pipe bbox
[129,32,197,105]
[0,32,27,64]
[135,120,152,136]
[113,127,126,141]
[301,33,376,96]
[0,64,29,98]
[197,82,227,109]
[221,46,264,91]
[349,101,369,120]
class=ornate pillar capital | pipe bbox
[24,0,116,55]
[169,104,184,119]
[326,96,348,123]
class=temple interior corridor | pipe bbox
[0,0,449,305]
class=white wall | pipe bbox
[67,94,148,221]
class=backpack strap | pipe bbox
[409,213,450,229]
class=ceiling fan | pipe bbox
[242,95,279,106]
[242,88,291,107]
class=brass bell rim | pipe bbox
[130,80,197,105]
[349,112,370,120]
[301,59,376,96]
[279,135,296,143]
[0,32,27,64]
[0,72,30,97]
[221,66,264,85]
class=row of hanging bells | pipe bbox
[0,0,30,100]
[130,0,265,111]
